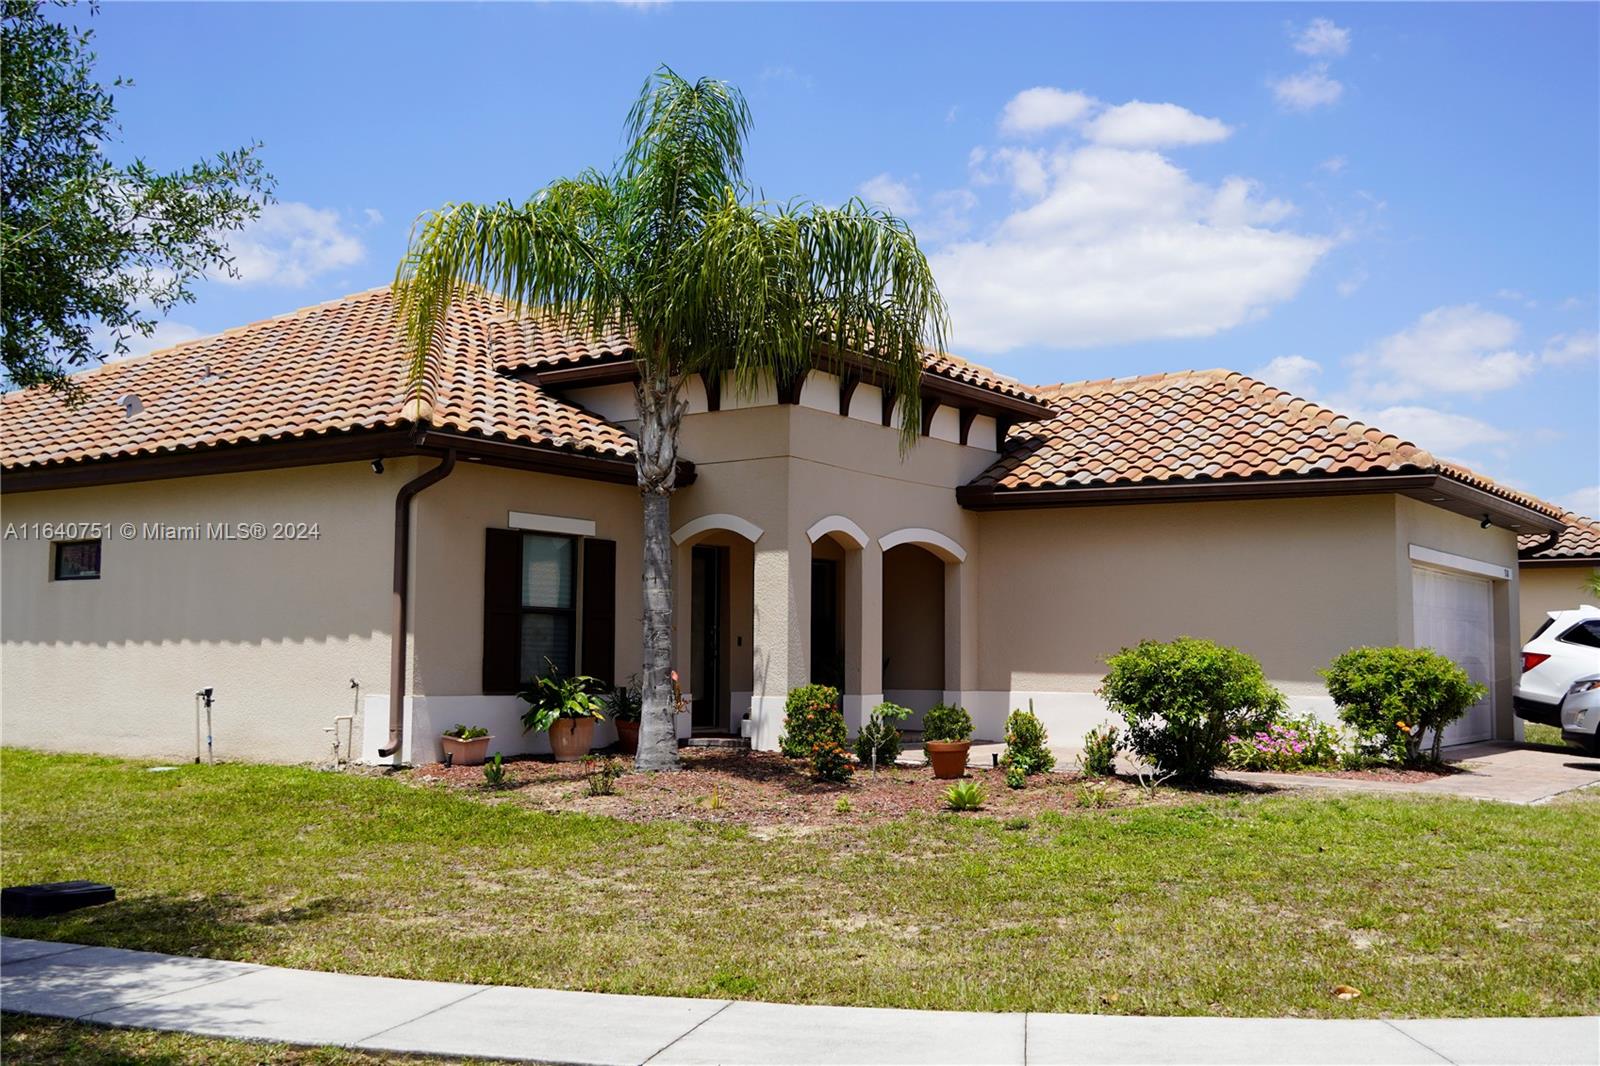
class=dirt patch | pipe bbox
[1281,764,1464,783]
[395,749,1170,827]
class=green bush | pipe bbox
[1099,637,1286,782]
[779,685,844,759]
[1323,647,1487,766]
[1224,714,1342,772]
[854,701,912,769]
[1004,764,1027,790]
[943,780,985,810]
[1000,702,1055,774]
[1080,724,1121,777]
[921,702,973,743]
[481,753,507,789]
[808,737,854,782]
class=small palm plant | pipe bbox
[395,68,947,772]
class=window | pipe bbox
[1559,620,1600,649]
[520,533,575,679]
[53,539,101,580]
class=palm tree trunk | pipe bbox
[634,371,684,772]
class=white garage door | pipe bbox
[1412,566,1495,746]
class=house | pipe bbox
[0,287,1570,764]
[1518,514,1600,640]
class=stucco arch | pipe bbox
[878,527,967,563]
[805,515,870,550]
[671,513,764,546]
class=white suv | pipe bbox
[1515,605,1600,727]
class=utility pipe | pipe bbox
[379,451,456,759]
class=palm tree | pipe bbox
[394,68,948,771]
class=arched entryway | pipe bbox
[878,528,967,722]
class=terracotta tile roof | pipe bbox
[0,287,635,471]
[1521,513,1600,561]
[966,369,1566,520]
[922,351,1042,403]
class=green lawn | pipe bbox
[2,748,1596,1018]
[0,1014,499,1065]
[1522,722,1568,747]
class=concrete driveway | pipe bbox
[1219,742,1600,805]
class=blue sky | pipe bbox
[80,2,1598,512]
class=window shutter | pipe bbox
[482,528,522,693]
[581,538,617,686]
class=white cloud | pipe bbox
[1317,155,1348,175]
[1366,405,1511,455]
[1557,485,1600,518]
[363,207,384,226]
[1254,354,1322,395]
[1336,268,1368,297]
[1083,101,1231,149]
[1292,17,1351,58]
[93,319,207,363]
[857,173,919,217]
[1273,64,1344,111]
[1208,177,1295,226]
[921,188,978,242]
[969,146,1050,199]
[998,87,1096,137]
[1542,330,1598,366]
[759,65,813,90]
[1347,304,1536,403]
[222,202,365,287]
[932,144,1331,353]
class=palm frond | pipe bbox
[392,181,626,388]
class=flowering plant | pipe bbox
[809,738,854,782]
[1225,716,1341,772]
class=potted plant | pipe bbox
[440,723,492,766]
[606,677,643,756]
[921,702,974,780]
[518,667,606,762]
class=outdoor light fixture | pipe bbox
[1480,515,1492,529]
[371,458,384,474]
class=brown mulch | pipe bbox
[395,749,1172,828]
[1290,763,1465,783]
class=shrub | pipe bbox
[1005,764,1027,790]
[854,701,912,770]
[1225,715,1342,772]
[481,752,507,789]
[779,684,844,759]
[603,678,642,723]
[1000,702,1056,775]
[1099,637,1286,782]
[808,738,854,782]
[1324,647,1487,765]
[1080,724,1121,777]
[921,702,973,743]
[1074,780,1115,808]
[584,756,624,796]
[443,723,489,740]
[943,780,985,811]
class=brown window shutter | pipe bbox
[482,528,522,693]
[581,538,616,686]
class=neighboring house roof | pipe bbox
[1520,513,1600,564]
[959,369,1566,529]
[0,287,637,474]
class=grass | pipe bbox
[2,747,1597,1018]
[1522,722,1567,747]
[0,1014,505,1065]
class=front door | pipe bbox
[691,545,725,730]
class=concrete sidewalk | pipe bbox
[3,938,1596,1065]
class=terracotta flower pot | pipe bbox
[440,734,492,767]
[549,718,597,762]
[924,739,971,780]
[615,720,639,756]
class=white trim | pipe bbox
[508,512,596,538]
[806,515,869,549]
[1409,544,1511,581]
[879,527,967,563]
[672,513,764,545]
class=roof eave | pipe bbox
[958,471,1566,534]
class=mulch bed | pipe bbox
[397,749,1164,828]
[1285,763,1464,783]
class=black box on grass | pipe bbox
[1,880,115,917]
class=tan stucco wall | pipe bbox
[973,495,1403,693]
[407,461,644,696]
[1,461,400,762]
[1519,564,1598,641]
[882,544,944,691]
